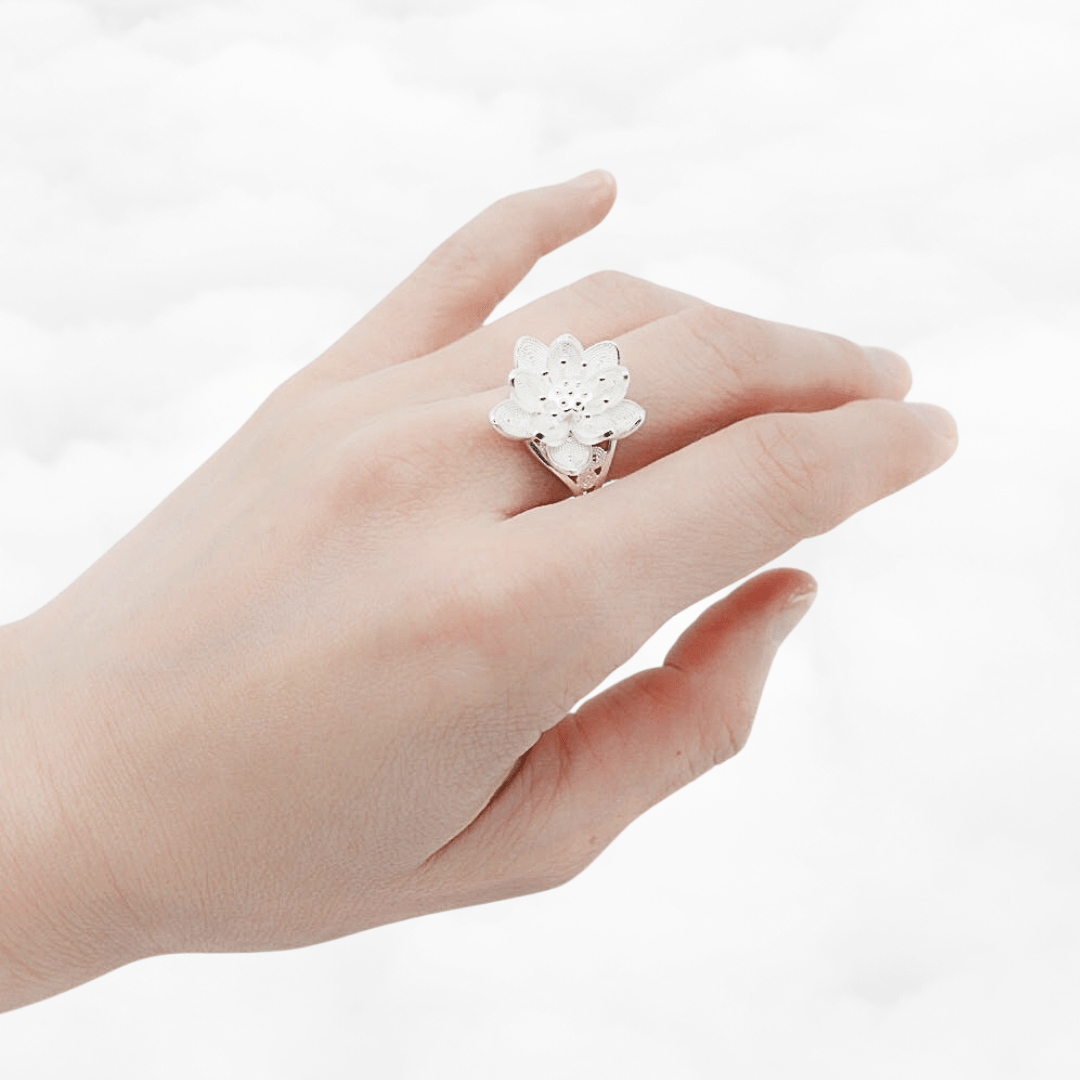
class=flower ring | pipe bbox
[489,333,645,495]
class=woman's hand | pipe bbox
[0,170,956,1010]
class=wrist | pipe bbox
[0,617,151,1012]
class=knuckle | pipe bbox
[436,562,516,666]
[472,553,602,717]
[819,329,880,394]
[526,837,608,895]
[676,303,756,396]
[470,555,572,661]
[739,415,843,538]
[424,228,493,296]
[487,846,593,900]
[426,192,542,290]
[678,303,767,369]
[328,396,475,514]
[665,692,754,787]
[523,734,617,890]
[825,328,867,368]
[709,689,757,761]
[580,267,636,292]
[573,269,661,325]
[678,301,742,347]
[531,854,592,892]
[419,545,549,690]
[331,419,439,513]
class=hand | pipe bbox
[0,170,956,1010]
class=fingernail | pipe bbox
[771,582,817,645]
[864,346,911,390]
[564,169,614,191]
[905,402,958,442]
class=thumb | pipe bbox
[423,568,816,904]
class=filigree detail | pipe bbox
[490,334,645,494]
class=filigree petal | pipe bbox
[571,400,645,444]
[489,399,537,440]
[584,364,630,408]
[582,340,620,377]
[513,336,551,373]
[547,436,593,474]
[547,333,588,375]
[533,413,572,444]
[509,369,549,412]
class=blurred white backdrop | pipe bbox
[1,0,1078,1076]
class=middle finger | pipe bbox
[461,302,911,517]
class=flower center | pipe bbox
[549,376,592,415]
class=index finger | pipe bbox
[314,171,618,379]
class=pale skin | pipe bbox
[0,170,957,1012]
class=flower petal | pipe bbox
[509,369,550,412]
[547,333,588,375]
[547,436,593,474]
[533,413,572,444]
[489,399,536,440]
[571,400,646,444]
[513,336,551,373]
[582,340,620,377]
[584,364,631,409]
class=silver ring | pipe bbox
[489,334,645,496]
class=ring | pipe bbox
[489,334,646,496]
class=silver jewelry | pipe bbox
[489,334,645,496]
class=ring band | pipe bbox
[489,334,645,496]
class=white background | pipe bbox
[1,0,1078,1075]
